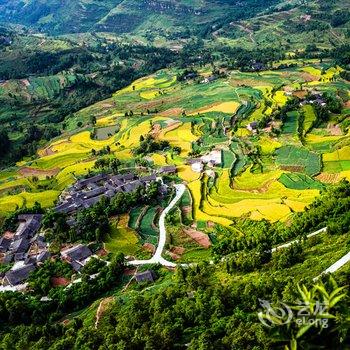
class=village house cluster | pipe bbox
[55,166,177,214]
[0,166,178,290]
[0,214,50,288]
[0,214,98,289]
[299,91,327,107]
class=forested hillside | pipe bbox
[0,0,281,35]
[1,182,350,349]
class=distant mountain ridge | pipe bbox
[0,0,281,35]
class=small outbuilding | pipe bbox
[135,270,156,283]
[159,165,177,175]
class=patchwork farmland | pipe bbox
[0,60,349,234]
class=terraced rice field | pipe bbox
[258,136,282,155]
[188,179,232,227]
[95,125,120,140]
[305,133,345,153]
[192,101,240,114]
[0,190,60,214]
[0,61,348,228]
[139,207,160,244]
[160,122,197,155]
[323,146,350,174]
[128,207,145,230]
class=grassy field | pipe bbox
[105,215,139,256]
[302,105,317,136]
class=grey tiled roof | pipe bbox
[71,261,83,272]
[75,174,108,189]
[83,187,106,199]
[61,244,92,262]
[140,174,157,183]
[123,181,143,193]
[135,270,156,283]
[10,238,30,254]
[37,251,51,263]
[0,237,11,252]
[14,252,28,261]
[160,165,177,173]
[4,264,36,286]
[15,214,42,239]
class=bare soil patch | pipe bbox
[229,79,264,87]
[143,243,155,254]
[293,90,308,99]
[124,268,137,276]
[160,108,184,117]
[41,147,56,156]
[135,96,181,111]
[182,206,192,214]
[51,277,70,287]
[161,121,182,136]
[97,248,108,257]
[280,72,292,79]
[3,231,14,239]
[21,79,30,87]
[19,167,60,178]
[300,72,318,82]
[207,221,215,229]
[327,123,343,136]
[183,228,211,249]
[164,119,177,126]
[166,251,181,260]
[316,173,340,184]
[150,123,161,137]
[171,246,185,255]
[101,102,115,108]
[95,297,115,329]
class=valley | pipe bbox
[0,0,350,349]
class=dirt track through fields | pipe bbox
[95,297,115,329]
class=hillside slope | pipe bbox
[0,0,281,35]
